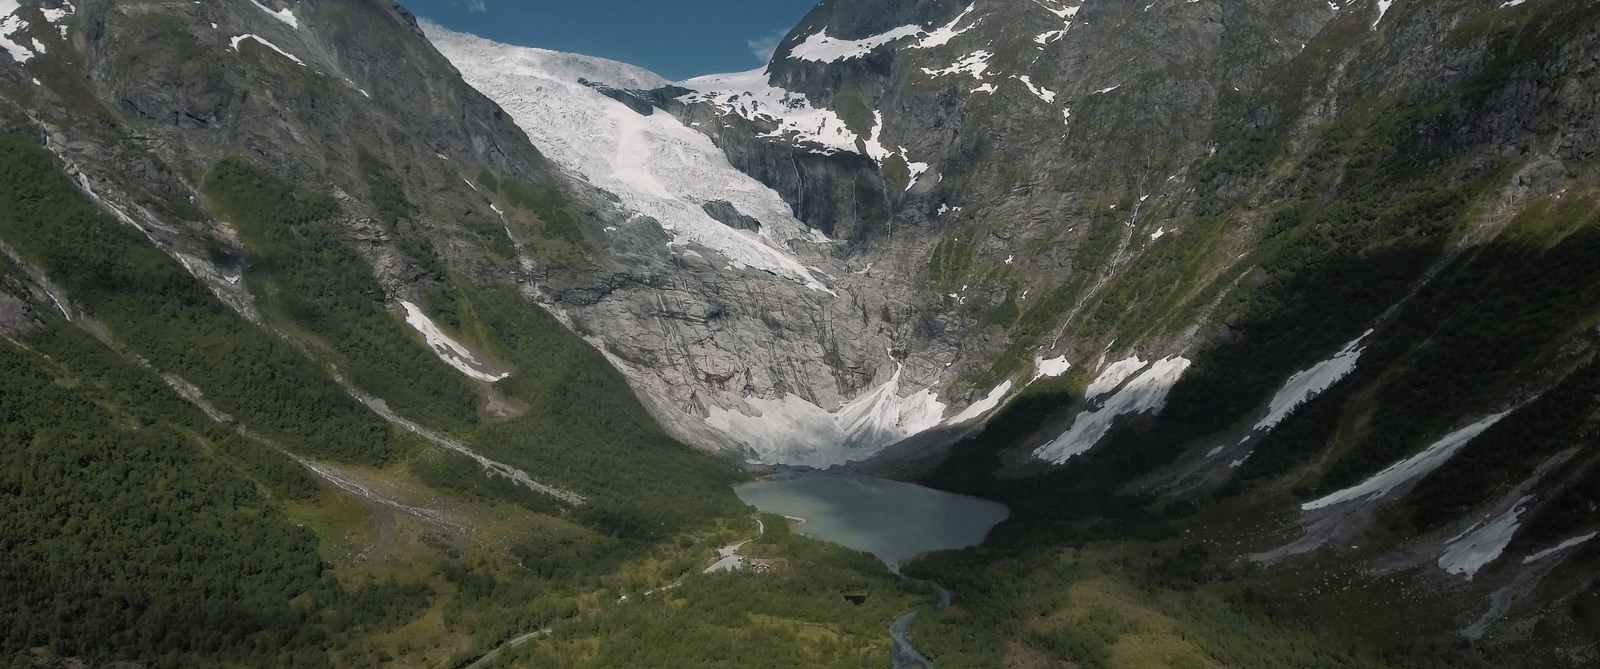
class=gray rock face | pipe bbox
[699,200,761,232]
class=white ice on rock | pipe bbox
[1373,0,1395,26]
[1439,500,1526,579]
[788,24,923,62]
[911,4,979,49]
[1017,75,1057,103]
[1522,532,1598,564]
[247,0,298,29]
[1030,0,1082,44]
[0,0,40,63]
[783,3,981,62]
[706,365,946,467]
[679,68,863,157]
[230,33,304,65]
[1254,331,1370,432]
[400,301,509,383]
[426,25,833,292]
[1033,355,1072,381]
[1302,412,1510,511]
[948,380,1013,425]
[1086,356,1148,398]
[1034,357,1191,464]
[921,50,992,80]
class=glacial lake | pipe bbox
[734,473,1010,569]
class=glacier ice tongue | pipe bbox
[425,25,834,292]
[705,365,947,468]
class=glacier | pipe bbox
[706,365,947,468]
[425,24,834,292]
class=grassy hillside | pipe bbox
[0,130,937,668]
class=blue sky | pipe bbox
[404,0,819,81]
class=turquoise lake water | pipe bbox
[733,472,1009,569]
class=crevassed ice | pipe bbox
[425,24,834,292]
[706,365,946,467]
[787,24,922,62]
[1301,412,1510,511]
[400,301,509,383]
[1034,357,1191,464]
[1086,356,1147,398]
[1254,330,1370,432]
[948,380,1013,425]
[1438,500,1526,579]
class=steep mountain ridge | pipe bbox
[4,0,1600,665]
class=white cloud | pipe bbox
[463,0,486,11]
[747,29,786,63]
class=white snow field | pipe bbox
[247,0,297,28]
[1302,412,1510,511]
[424,24,833,292]
[1254,331,1371,431]
[1032,355,1072,381]
[788,24,923,62]
[229,34,304,66]
[785,3,980,62]
[1522,532,1598,564]
[1438,500,1526,579]
[706,365,947,467]
[1034,357,1192,464]
[400,301,509,383]
[1086,356,1148,398]
[948,381,1014,425]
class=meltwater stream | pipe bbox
[734,472,1008,668]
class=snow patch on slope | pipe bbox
[426,25,833,292]
[1255,331,1370,431]
[922,50,992,80]
[1033,355,1072,381]
[948,381,1013,425]
[912,4,979,49]
[248,0,298,29]
[706,365,946,467]
[680,68,864,157]
[1439,500,1526,579]
[1087,356,1148,398]
[1017,76,1057,102]
[788,24,923,62]
[1302,413,1510,511]
[1034,357,1191,464]
[400,301,508,383]
[230,33,304,65]
[1523,532,1597,564]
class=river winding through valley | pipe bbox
[733,472,1009,668]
